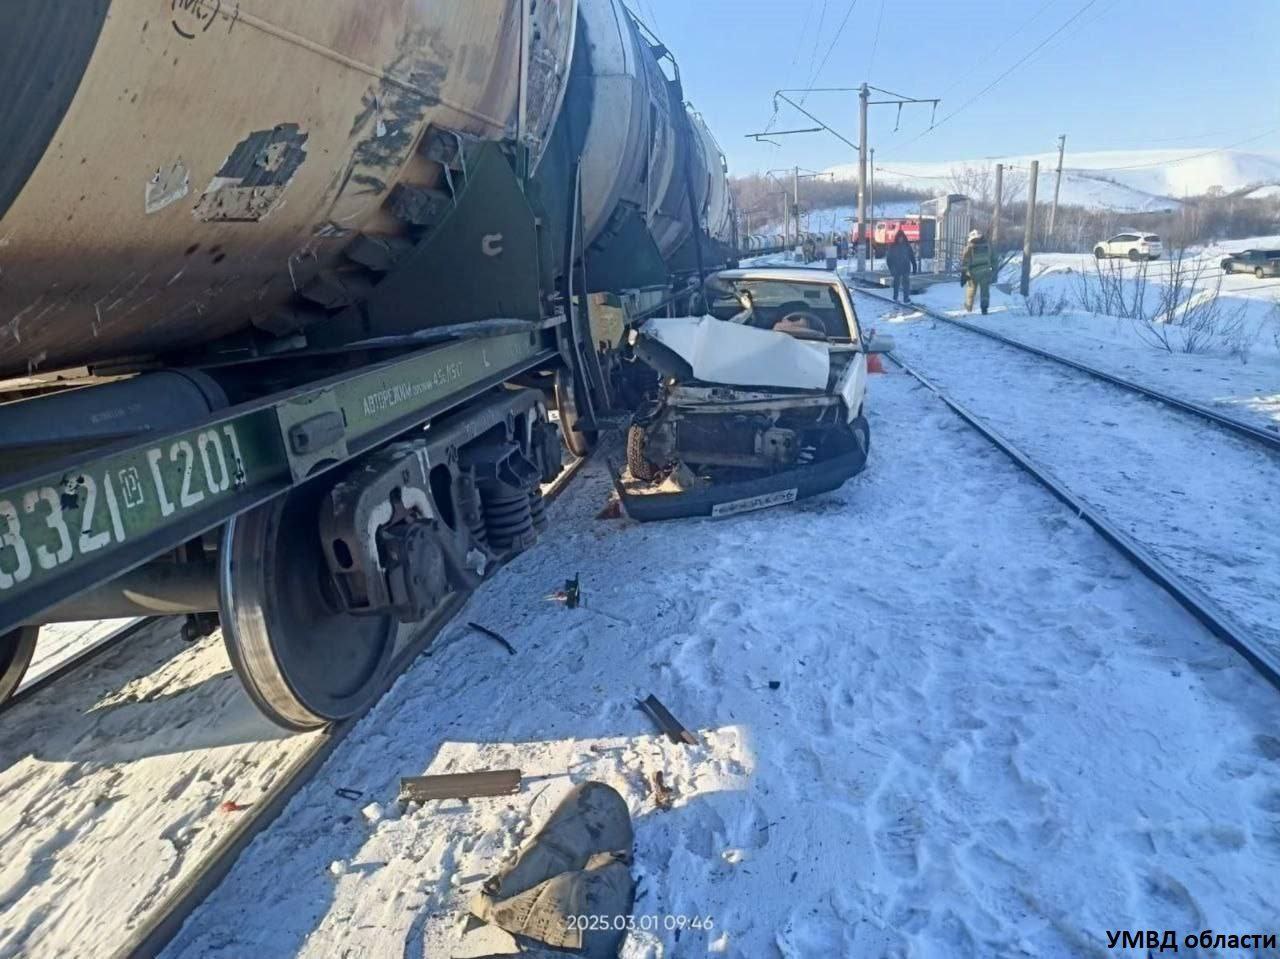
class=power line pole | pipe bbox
[857,83,869,273]
[869,147,876,229]
[992,162,1004,253]
[1021,159,1039,296]
[754,85,939,268]
[1049,134,1066,240]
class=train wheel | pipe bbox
[554,368,597,458]
[0,627,38,703]
[219,482,398,731]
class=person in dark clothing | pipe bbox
[885,230,916,303]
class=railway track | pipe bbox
[853,286,1280,453]
[109,451,588,959]
[852,282,1280,694]
[0,619,153,720]
[0,453,589,959]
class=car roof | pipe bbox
[715,268,843,283]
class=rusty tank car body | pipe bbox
[0,0,576,375]
[0,0,739,729]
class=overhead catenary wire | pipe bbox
[935,0,1057,99]
[800,0,830,102]
[802,0,859,100]
[890,0,1099,153]
[867,0,886,81]
[764,0,819,135]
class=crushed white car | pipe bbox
[618,268,892,521]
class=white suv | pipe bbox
[1094,232,1162,261]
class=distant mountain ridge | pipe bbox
[825,149,1280,213]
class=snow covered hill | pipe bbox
[826,149,1280,213]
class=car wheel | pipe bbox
[1223,262,1233,274]
[851,414,871,458]
[1128,249,1140,261]
[1094,248,1106,260]
[1256,267,1266,279]
[626,424,661,483]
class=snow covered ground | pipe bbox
[861,288,1280,662]
[842,238,1280,432]
[142,377,1280,957]
[828,149,1280,212]
[0,620,321,959]
[5,296,1280,956]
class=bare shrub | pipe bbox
[1124,247,1256,356]
[1073,256,1150,319]
[1022,289,1069,316]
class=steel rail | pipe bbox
[854,286,1280,453]
[0,618,154,719]
[889,352,1280,695]
[115,451,589,959]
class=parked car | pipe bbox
[1220,249,1280,279]
[1094,232,1163,261]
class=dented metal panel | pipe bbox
[0,1,575,377]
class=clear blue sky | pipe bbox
[630,0,1280,174]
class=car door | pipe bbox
[833,281,868,419]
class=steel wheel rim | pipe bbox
[554,368,596,458]
[219,484,398,730]
[0,627,38,703]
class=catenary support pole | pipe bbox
[992,162,1004,253]
[1021,159,1039,296]
[1049,134,1066,240]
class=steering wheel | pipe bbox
[773,310,828,340]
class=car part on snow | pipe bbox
[457,782,634,959]
[467,622,518,656]
[637,693,699,746]
[618,423,870,523]
[649,771,676,810]
[399,770,522,803]
[554,574,582,610]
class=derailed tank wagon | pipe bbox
[0,0,738,728]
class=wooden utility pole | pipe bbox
[868,147,876,243]
[856,83,869,273]
[1021,159,1039,296]
[992,162,1004,254]
[1049,134,1066,240]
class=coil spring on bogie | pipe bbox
[467,508,488,548]
[482,488,536,552]
[529,488,548,533]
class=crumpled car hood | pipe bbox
[640,316,830,390]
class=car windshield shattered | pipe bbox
[705,276,855,340]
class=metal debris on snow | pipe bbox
[637,694,699,746]
[399,770,522,803]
